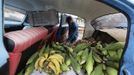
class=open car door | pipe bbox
[102,0,134,75]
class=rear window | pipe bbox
[91,13,128,30]
[4,8,26,25]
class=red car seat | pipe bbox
[4,27,48,75]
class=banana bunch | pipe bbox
[22,41,124,75]
[34,52,64,75]
[87,42,124,75]
[73,41,124,75]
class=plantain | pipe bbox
[69,54,81,74]
[48,62,57,75]
[101,50,108,55]
[34,57,41,70]
[93,51,102,63]
[86,50,94,75]
[61,63,70,72]
[50,58,61,75]
[106,61,119,69]
[106,67,118,75]
[102,64,106,70]
[18,69,24,75]
[76,50,84,63]
[39,45,46,56]
[26,52,39,65]
[65,57,71,66]
[91,64,104,75]
[39,56,47,68]
[117,49,123,59]
[108,54,120,62]
[48,54,64,64]
[74,43,89,52]
[43,53,49,59]
[80,48,89,64]
[105,42,124,51]
[95,41,103,50]
[24,63,34,75]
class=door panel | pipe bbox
[101,0,134,75]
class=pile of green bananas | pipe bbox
[71,42,125,75]
[18,41,124,75]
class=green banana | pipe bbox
[102,64,106,70]
[108,55,120,62]
[93,52,102,63]
[24,63,34,75]
[80,48,89,64]
[61,63,70,71]
[26,52,39,65]
[52,43,63,50]
[64,45,74,53]
[117,49,123,59]
[108,51,117,57]
[106,61,119,69]
[77,50,84,56]
[65,57,71,66]
[95,41,103,50]
[91,64,104,75]
[39,45,46,56]
[74,43,89,52]
[106,67,118,75]
[101,50,108,55]
[69,54,81,74]
[17,69,24,75]
[86,50,94,75]
[76,50,84,63]
[105,42,124,51]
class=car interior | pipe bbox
[0,0,129,75]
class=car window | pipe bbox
[4,8,26,25]
[91,13,128,30]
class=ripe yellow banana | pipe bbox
[48,55,63,64]
[43,53,49,58]
[48,62,57,75]
[39,56,47,68]
[34,57,41,70]
[48,54,64,63]
[50,58,61,75]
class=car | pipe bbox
[0,0,134,75]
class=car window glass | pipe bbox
[4,8,25,25]
[91,13,128,30]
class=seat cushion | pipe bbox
[4,27,48,52]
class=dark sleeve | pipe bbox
[67,23,78,42]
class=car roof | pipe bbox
[5,0,118,20]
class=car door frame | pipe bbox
[0,0,9,75]
[100,0,134,75]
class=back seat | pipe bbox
[4,27,48,75]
